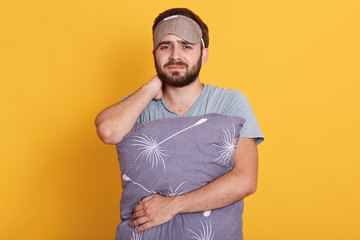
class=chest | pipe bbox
[166,103,192,116]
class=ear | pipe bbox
[201,48,209,66]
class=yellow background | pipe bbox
[1,0,359,239]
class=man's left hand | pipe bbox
[129,194,179,233]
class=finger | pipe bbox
[134,222,153,233]
[133,203,144,212]
[131,210,145,221]
[130,216,149,228]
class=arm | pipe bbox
[130,137,258,233]
[95,76,163,144]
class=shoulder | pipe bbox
[204,84,249,105]
[203,85,263,144]
[205,84,245,97]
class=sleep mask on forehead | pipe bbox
[153,15,205,49]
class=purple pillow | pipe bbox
[116,113,245,240]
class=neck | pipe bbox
[163,78,204,116]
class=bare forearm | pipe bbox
[176,138,258,214]
[95,77,162,144]
[176,168,256,214]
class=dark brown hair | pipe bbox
[153,8,209,48]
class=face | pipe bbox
[154,34,205,87]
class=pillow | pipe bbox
[116,113,246,240]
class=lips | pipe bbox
[167,65,185,70]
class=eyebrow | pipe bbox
[158,40,194,46]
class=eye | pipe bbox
[160,45,170,50]
[183,45,193,49]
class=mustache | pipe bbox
[164,60,188,68]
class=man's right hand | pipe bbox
[147,75,163,101]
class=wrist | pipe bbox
[172,195,186,215]
[140,82,158,99]
[143,81,161,99]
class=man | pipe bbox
[96,8,263,238]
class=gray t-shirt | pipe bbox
[137,84,264,145]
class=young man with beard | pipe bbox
[96,8,263,237]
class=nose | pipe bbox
[169,45,182,61]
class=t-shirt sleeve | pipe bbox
[225,90,264,145]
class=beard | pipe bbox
[155,54,202,88]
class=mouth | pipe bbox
[166,65,186,70]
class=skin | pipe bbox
[95,34,258,233]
